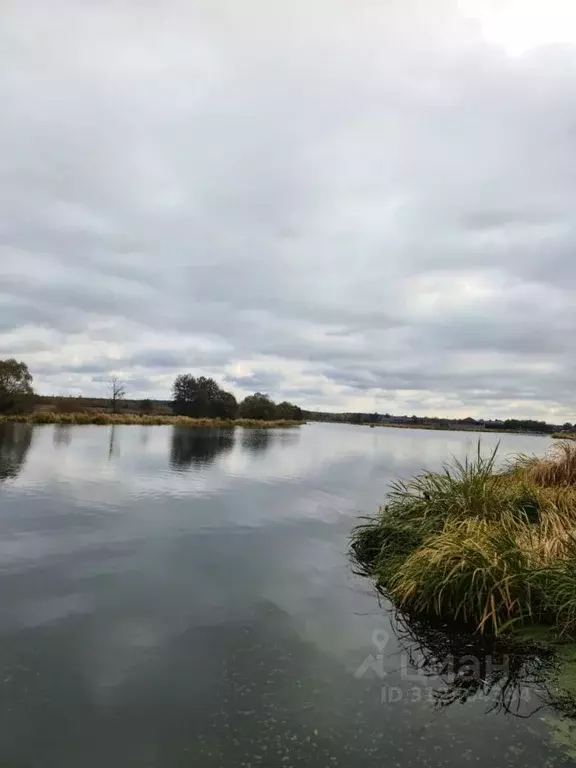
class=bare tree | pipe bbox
[110,377,126,413]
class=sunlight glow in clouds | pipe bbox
[463,0,576,55]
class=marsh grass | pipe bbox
[351,441,576,638]
[0,412,302,428]
[515,441,576,487]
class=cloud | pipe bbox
[1,0,576,418]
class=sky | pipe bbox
[2,0,576,420]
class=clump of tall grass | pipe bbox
[351,516,424,584]
[536,555,576,637]
[0,412,303,428]
[515,441,576,487]
[350,442,576,638]
[385,444,536,529]
[388,518,534,634]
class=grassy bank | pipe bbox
[351,441,576,720]
[0,412,303,428]
[351,442,576,637]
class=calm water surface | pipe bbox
[0,422,571,767]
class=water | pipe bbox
[0,421,572,766]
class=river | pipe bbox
[0,421,572,766]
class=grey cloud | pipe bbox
[0,302,70,335]
[224,371,285,394]
[128,349,228,371]
[1,0,576,418]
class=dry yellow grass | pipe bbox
[0,412,303,428]
[518,487,576,562]
[516,441,576,487]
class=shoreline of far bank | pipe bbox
[0,412,304,428]
[373,422,551,436]
[308,420,554,437]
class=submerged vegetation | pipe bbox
[351,441,576,638]
[387,608,557,718]
[0,412,302,428]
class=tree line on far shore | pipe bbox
[0,358,304,422]
[5,356,569,432]
[172,374,303,421]
[305,409,570,434]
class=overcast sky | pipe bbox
[2,0,576,419]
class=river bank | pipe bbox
[370,421,553,436]
[0,412,304,428]
[351,440,576,716]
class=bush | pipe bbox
[238,393,277,420]
[275,401,304,421]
